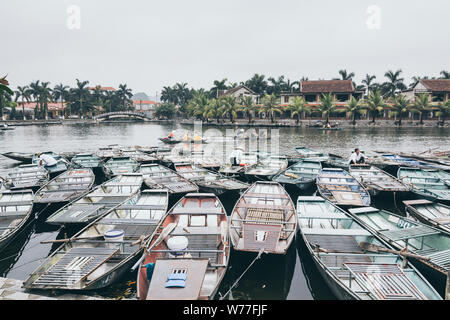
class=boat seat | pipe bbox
[302,228,371,236]
[0,211,29,218]
[118,204,167,210]
[380,226,440,241]
[171,207,222,215]
[98,218,160,226]
[426,249,450,270]
[0,201,32,207]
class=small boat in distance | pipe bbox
[349,164,409,196]
[6,164,49,191]
[137,193,230,300]
[46,173,143,226]
[398,167,450,203]
[403,199,450,234]
[296,196,441,300]
[34,169,95,204]
[0,124,15,131]
[272,159,322,190]
[140,164,198,195]
[316,168,371,207]
[1,152,33,163]
[174,163,249,195]
[0,190,34,251]
[230,181,296,255]
[348,206,450,295]
[103,156,140,179]
[71,153,104,169]
[23,189,169,291]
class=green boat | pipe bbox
[397,167,450,203]
[348,206,450,296]
[297,196,442,300]
[31,152,69,176]
[403,199,450,234]
[103,156,140,179]
[272,159,321,190]
[71,153,104,169]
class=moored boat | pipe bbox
[272,159,322,190]
[297,196,442,300]
[244,155,288,181]
[136,193,229,300]
[316,168,371,207]
[46,173,143,226]
[6,164,49,190]
[398,167,450,203]
[140,164,198,194]
[348,206,450,296]
[0,190,34,251]
[218,152,258,178]
[381,154,450,171]
[403,199,450,234]
[349,164,409,196]
[1,152,33,163]
[103,156,140,179]
[229,181,296,254]
[120,149,158,164]
[71,153,104,169]
[95,147,121,159]
[23,189,169,290]
[34,169,95,204]
[174,162,249,195]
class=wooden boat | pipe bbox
[381,154,450,171]
[403,200,450,234]
[120,149,158,164]
[324,155,349,169]
[296,196,441,300]
[295,147,323,158]
[46,173,143,226]
[102,156,140,179]
[1,152,33,163]
[272,159,322,190]
[316,168,371,207]
[0,190,34,251]
[348,206,450,295]
[174,163,249,195]
[31,152,69,175]
[136,193,229,300]
[349,164,409,196]
[230,181,296,254]
[245,155,288,180]
[71,153,104,169]
[6,164,49,190]
[140,164,198,194]
[95,147,121,159]
[23,189,169,290]
[398,167,450,203]
[218,152,258,177]
[34,169,95,204]
[159,137,183,144]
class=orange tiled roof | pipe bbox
[301,80,355,93]
[132,100,156,105]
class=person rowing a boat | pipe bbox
[349,148,365,164]
[229,147,244,166]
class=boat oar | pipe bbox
[359,242,431,261]
[40,235,103,244]
[130,223,177,272]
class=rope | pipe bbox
[219,249,265,300]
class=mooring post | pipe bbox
[446,269,450,300]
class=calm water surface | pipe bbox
[0,123,449,299]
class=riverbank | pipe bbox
[1,118,447,128]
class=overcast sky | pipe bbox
[1,0,449,95]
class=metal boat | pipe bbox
[140,164,198,194]
[272,159,321,190]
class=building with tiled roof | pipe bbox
[217,85,260,103]
[402,79,450,102]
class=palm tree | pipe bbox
[383,69,406,97]
[205,98,222,123]
[345,96,365,125]
[103,91,116,113]
[436,100,450,125]
[210,79,228,98]
[362,74,376,96]
[267,76,286,96]
[53,83,69,118]
[15,85,31,120]
[161,86,178,105]
[318,93,337,125]
[289,96,309,124]
[259,94,283,123]
[244,74,268,96]
[363,90,388,123]
[411,93,432,124]
[239,96,255,124]
[219,96,238,123]
[391,95,410,126]
[187,92,209,121]
[338,69,355,80]
[116,84,133,111]
[29,80,41,118]
[0,75,14,120]
[70,79,90,117]
[91,86,105,112]
[39,82,52,119]
[440,70,450,79]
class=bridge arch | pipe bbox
[94,111,152,122]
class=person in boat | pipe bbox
[229,147,244,166]
[326,123,331,129]
[37,152,58,167]
[167,131,174,140]
[349,148,365,164]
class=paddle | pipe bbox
[359,242,431,261]
[130,222,177,272]
[40,235,104,244]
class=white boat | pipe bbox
[6,164,49,190]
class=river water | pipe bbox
[0,122,449,299]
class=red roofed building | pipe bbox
[132,99,157,117]
[401,79,450,102]
[16,102,67,119]
[88,86,116,92]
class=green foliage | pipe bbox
[318,93,337,124]
[410,93,432,124]
[154,102,176,119]
[259,94,282,123]
[363,90,389,123]
[345,96,365,125]
[289,96,310,123]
